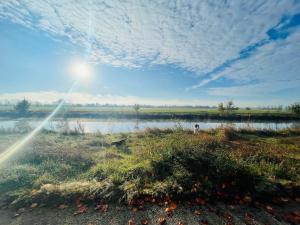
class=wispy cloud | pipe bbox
[1,1,300,96]
[0,91,220,106]
[1,1,299,72]
[0,91,294,107]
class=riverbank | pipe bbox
[0,106,299,122]
[0,127,300,224]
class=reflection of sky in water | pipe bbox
[0,119,299,134]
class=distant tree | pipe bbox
[15,99,30,115]
[133,104,140,118]
[218,103,225,113]
[225,100,239,113]
[289,103,300,115]
[226,100,234,113]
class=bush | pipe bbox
[289,103,300,115]
[14,99,30,115]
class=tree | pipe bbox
[289,103,300,115]
[218,103,225,113]
[225,100,238,113]
[133,104,140,118]
[226,101,234,112]
[15,99,30,115]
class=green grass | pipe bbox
[0,104,294,116]
[0,127,299,207]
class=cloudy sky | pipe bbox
[0,0,300,107]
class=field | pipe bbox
[0,105,299,121]
[0,127,300,224]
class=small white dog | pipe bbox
[194,124,200,134]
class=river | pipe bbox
[0,119,299,134]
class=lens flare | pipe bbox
[0,83,77,167]
[0,2,95,167]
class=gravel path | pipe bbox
[0,202,295,225]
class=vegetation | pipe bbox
[289,103,300,115]
[0,103,299,121]
[14,99,30,115]
[217,103,225,113]
[133,104,140,119]
[0,127,299,209]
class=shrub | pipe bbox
[14,99,30,115]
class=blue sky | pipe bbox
[0,1,300,107]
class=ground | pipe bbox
[0,127,300,224]
[0,202,299,225]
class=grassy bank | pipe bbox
[0,127,299,209]
[0,105,299,121]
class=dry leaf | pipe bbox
[141,218,149,225]
[158,216,166,225]
[128,219,135,225]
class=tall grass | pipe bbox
[0,127,299,206]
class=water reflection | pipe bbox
[0,119,299,134]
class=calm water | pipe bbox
[0,119,299,134]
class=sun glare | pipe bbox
[69,59,94,83]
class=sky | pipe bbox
[0,0,300,107]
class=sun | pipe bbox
[69,59,94,83]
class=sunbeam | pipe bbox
[0,2,95,167]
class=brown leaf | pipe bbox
[169,201,177,210]
[292,211,300,217]
[95,204,108,213]
[195,208,201,216]
[165,207,173,216]
[74,204,88,215]
[141,218,149,225]
[158,216,166,225]
[195,197,206,205]
[178,222,184,225]
[243,196,252,203]
[132,207,139,213]
[200,220,209,225]
[128,219,135,225]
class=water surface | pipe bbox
[0,119,298,134]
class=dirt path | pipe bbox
[0,203,295,225]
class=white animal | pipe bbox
[194,124,200,134]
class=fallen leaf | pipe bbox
[195,197,206,205]
[128,219,135,225]
[132,207,138,212]
[178,222,184,225]
[165,207,173,216]
[74,204,88,215]
[95,204,108,213]
[141,218,149,225]
[243,196,252,203]
[169,201,177,210]
[292,211,300,217]
[200,220,208,225]
[223,212,233,221]
[244,212,254,222]
[158,216,166,225]
[195,208,201,216]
